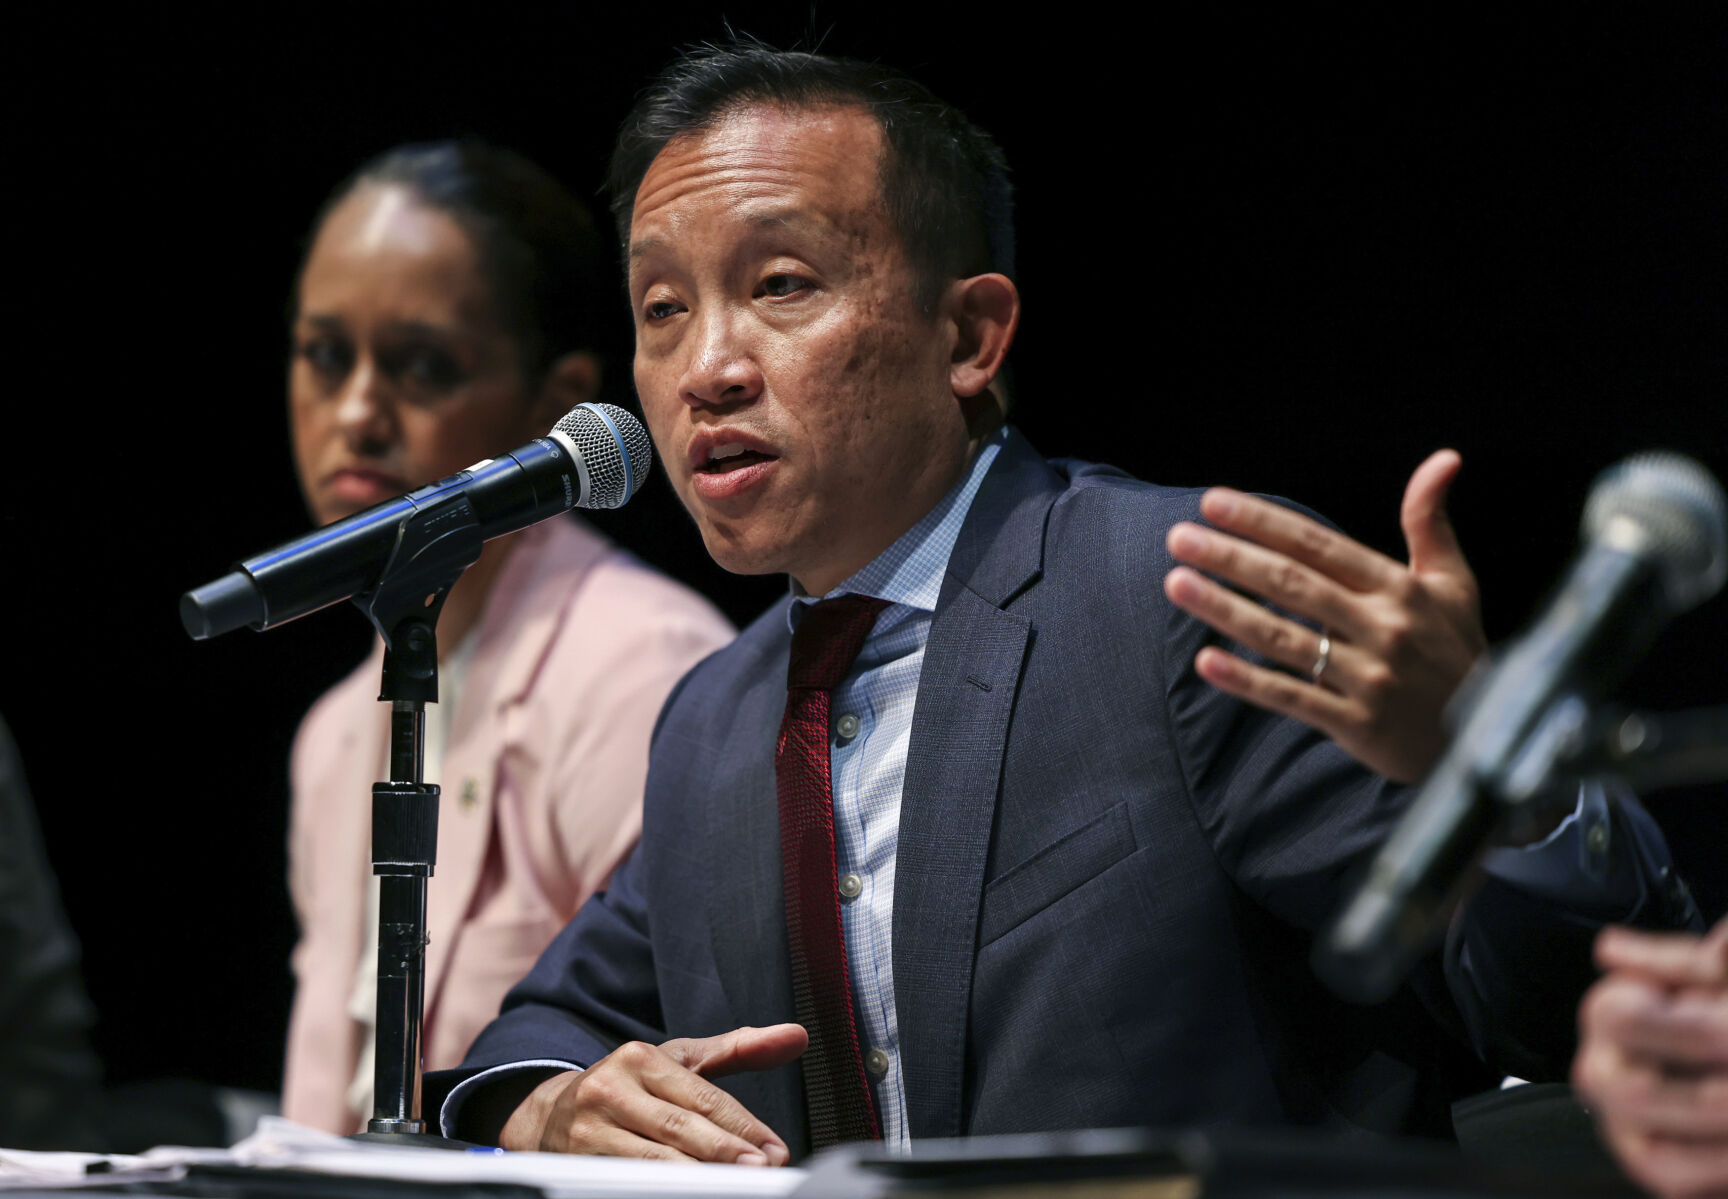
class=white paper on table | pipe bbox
[0,1148,182,1190]
[3,1118,807,1197]
[224,1118,806,1198]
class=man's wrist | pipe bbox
[442,1061,580,1144]
[499,1070,578,1151]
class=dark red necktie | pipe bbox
[777,593,889,1149]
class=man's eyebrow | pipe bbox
[745,208,826,235]
[628,210,828,264]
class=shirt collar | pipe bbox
[789,427,1007,628]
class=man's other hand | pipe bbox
[1163,449,1485,783]
[499,1023,808,1163]
[1574,919,1728,1199]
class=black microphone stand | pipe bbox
[342,491,486,1149]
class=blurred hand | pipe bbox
[500,1023,807,1163]
[1163,449,1485,782]
[1574,919,1728,1199]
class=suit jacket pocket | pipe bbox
[979,801,1138,947]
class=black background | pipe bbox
[4,4,1723,1095]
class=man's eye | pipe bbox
[645,299,684,321]
[760,274,810,299]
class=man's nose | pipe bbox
[678,309,763,409]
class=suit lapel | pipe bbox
[691,434,1063,1140]
[703,634,799,1032]
[894,432,1061,1139]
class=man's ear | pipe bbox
[948,273,1019,403]
[529,350,602,428]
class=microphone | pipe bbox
[1314,451,1728,1004]
[181,402,652,640]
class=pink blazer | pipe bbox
[281,517,733,1133]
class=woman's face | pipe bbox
[290,185,548,526]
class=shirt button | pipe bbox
[1585,820,1610,856]
[835,713,861,741]
[838,872,863,900]
[864,1048,890,1077]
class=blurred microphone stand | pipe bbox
[1578,705,1728,793]
[1316,690,1728,1006]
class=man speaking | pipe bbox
[432,41,1696,1162]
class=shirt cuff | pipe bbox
[1479,777,1698,926]
[1481,779,1610,890]
[440,1060,581,1143]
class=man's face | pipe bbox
[628,104,974,595]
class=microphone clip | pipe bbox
[358,488,486,707]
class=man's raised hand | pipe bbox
[500,1023,808,1164]
[1163,450,1486,783]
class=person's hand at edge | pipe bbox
[1573,918,1728,1199]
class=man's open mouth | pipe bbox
[697,444,774,473]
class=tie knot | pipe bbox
[787,595,889,692]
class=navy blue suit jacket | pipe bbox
[446,432,1690,1156]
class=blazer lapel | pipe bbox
[894,431,1061,1139]
[703,637,799,1032]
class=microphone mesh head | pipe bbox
[553,403,654,509]
[1583,451,1728,612]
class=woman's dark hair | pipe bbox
[304,140,606,382]
[608,38,1014,313]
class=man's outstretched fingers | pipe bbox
[622,1038,793,1164]
[1193,645,1358,733]
[1197,487,1399,594]
[612,1070,777,1165]
[1166,526,1362,639]
[1399,449,1470,580]
[653,1027,806,1165]
[1166,565,1351,680]
[664,1023,809,1079]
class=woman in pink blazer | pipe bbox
[280,142,733,1134]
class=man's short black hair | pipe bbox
[608,38,1015,312]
